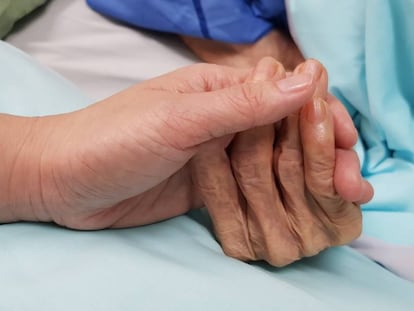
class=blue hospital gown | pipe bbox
[86,0,287,43]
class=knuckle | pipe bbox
[307,153,333,174]
[275,140,304,184]
[183,63,219,92]
[241,83,260,105]
[301,229,332,257]
[266,245,301,267]
[231,144,270,171]
[285,206,333,257]
[334,205,363,244]
[231,158,272,190]
[314,200,362,246]
[222,242,256,262]
[197,63,226,91]
[236,83,264,126]
[231,157,257,178]
[264,236,302,267]
[305,163,335,197]
[216,224,257,262]
[278,147,303,168]
[219,84,256,129]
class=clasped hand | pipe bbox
[6,58,373,267]
[192,58,373,266]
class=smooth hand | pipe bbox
[3,61,316,229]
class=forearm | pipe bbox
[0,113,51,223]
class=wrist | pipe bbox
[181,30,304,70]
[181,35,256,68]
[0,114,54,223]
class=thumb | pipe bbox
[162,73,315,150]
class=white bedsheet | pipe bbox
[7,0,197,100]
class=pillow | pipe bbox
[0,0,47,38]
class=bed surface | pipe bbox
[1,0,413,309]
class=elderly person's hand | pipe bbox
[191,58,373,266]
[1,60,317,229]
[182,29,304,71]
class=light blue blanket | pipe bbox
[288,0,414,245]
[1,35,414,309]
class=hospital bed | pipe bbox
[1,0,413,310]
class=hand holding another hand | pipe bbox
[6,58,316,231]
[191,58,373,266]
[4,56,373,268]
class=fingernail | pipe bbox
[302,60,322,78]
[276,73,312,93]
[306,97,326,123]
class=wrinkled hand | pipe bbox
[191,58,373,266]
[9,61,317,229]
[182,30,304,70]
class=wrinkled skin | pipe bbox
[182,30,304,71]
[182,31,371,203]
[191,59,373,266]
[5,59,318,230]
[2,47,373,267]
[183,31,373,265]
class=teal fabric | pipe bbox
[0,41,89,115]
[0,0,47,38]
[1,41,414,310]
[288,0,414,245]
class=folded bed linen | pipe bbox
[1,39,414,311]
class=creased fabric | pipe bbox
[1,38,414,310]
[86,0,287,43]
[287,0,414,245]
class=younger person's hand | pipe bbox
[3,60,316,229]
